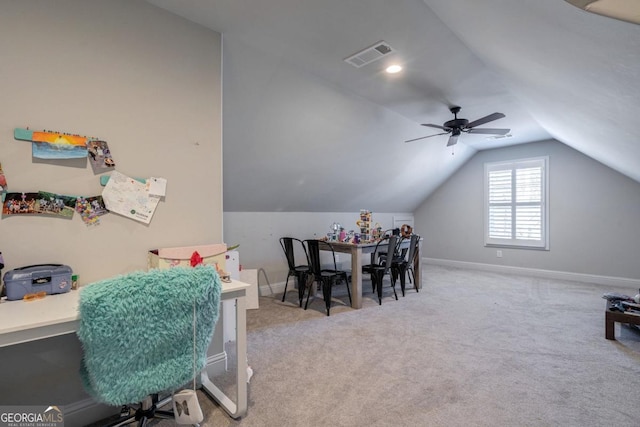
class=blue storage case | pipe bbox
[3,264,73,301]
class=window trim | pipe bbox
[484,156,549,250]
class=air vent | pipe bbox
[344,41,394,68]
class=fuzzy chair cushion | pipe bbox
[77,265,221,406]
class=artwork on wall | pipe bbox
[75,195,108,226]
[8,125,165,226]
[35,191,76,218]
[102,170,160,225]
[14,128,90,160]
[0,162,7,194]
[2,192,38,215]
[87,140,116,173]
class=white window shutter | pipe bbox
[485,157,548,249]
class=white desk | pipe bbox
[0,279,250,419]
[200,280,249,419]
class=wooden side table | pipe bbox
[605,301,640,340]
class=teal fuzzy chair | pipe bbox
[77,265,221,426]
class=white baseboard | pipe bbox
[425,257,640,289]
[259,280,287,297]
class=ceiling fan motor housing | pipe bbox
[444,118,468,130]
[404,105,509,144]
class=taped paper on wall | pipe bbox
[148,177,167,196]
[102,170,160,224]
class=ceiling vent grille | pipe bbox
[344,41,394,68]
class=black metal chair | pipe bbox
[303,239,351,316]
[362,235,398,305]
[391,234,420,296]
[376,228,403,264]
[279,237,309,306]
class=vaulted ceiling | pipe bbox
[147,0,640,212]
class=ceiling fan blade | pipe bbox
[446,134,459,147]
[405,132,449,143]
[421,123,449,131]
[466,112,505,129]
[466,128,511,135]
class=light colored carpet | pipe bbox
[102,265,640,426]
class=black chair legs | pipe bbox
[322,278,333,316]
[304,274,352,316]
[342,273,352,306]
[281,273,292,302]
[370,269,399,305]
[393,266,407,297]
[282,271,309,307]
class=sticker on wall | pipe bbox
[87,140,116,173]
[14,128,92,160]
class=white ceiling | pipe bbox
[146,0,640,212]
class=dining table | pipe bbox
[318,238,422,309]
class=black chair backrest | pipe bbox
[304,239,322,277]
[304,239,338,277]
[406,234,420,264]
[371,235,398,272]
[382,235,398,273]
[280,237,307,270]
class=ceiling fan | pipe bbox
[405,106,510,147]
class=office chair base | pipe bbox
[104,395,197,427]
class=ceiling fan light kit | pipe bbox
[405,106,510,147]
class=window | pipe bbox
[484,156,549,249]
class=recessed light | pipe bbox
[385,64,402,74]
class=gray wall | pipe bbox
[414,139,640,280]
[220,35,475,213]
[0,0,222,421]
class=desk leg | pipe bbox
[201,296,248,418]
[351,247,363,309]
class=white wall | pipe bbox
[223,211,414,288]
[0,0,222,421]
[0,0,223,283]
[414,139,640,280]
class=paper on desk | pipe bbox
[102,170,160,224]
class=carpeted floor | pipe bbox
[97,265,640,426]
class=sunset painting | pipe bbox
[14,128,90,159]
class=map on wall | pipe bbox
[101,170,160,224]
